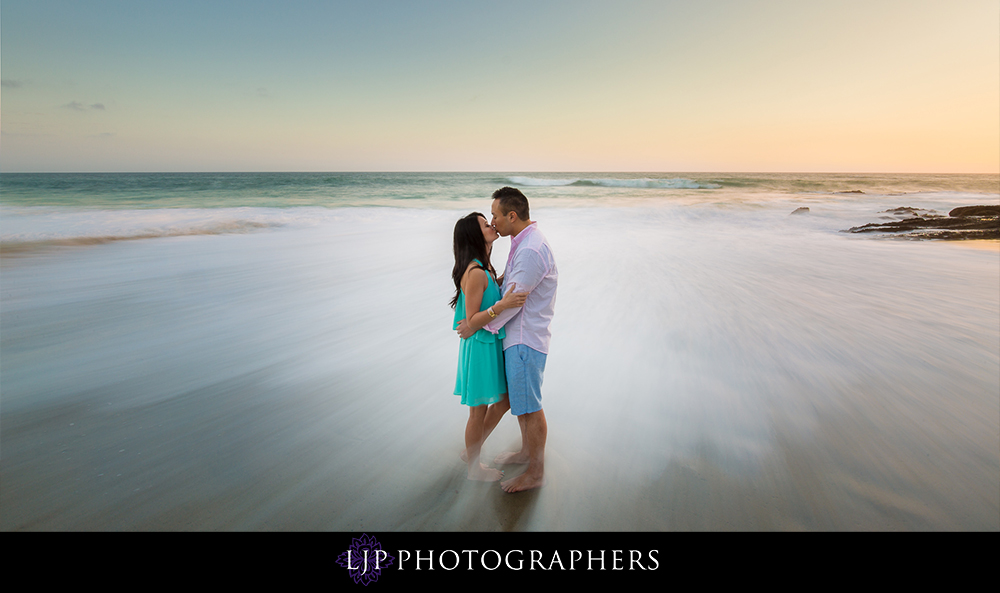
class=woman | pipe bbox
[451,212,527,481]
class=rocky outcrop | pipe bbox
[949,205,1000,218]
[844,205,1000,240]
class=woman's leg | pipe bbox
[465,405,502,481]
[481,394,510,444]
[460,394,510,461]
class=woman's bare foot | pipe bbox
[494,450,530,465]
[468,464,503,482]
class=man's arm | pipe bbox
[458,283,528,337]
[482,247,548,334]
[478,293,520,335]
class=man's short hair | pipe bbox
[492,186,530,221]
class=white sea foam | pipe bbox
[507,176,722,189]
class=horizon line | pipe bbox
[2,170,998,176]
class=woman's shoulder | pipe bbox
[464,260,486,275]
[461,261,487,287]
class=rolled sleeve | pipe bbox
[484,303,516,334]
[508,248,548,293]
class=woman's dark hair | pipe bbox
[450,212,496,309]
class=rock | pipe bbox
[949,205,1000,218]
[881,207,941,217]
[844,204,1000,240]
[790,207,810,215]
[836,190,865,194]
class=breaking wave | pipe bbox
[506,176,722,189]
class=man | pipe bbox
[457,187,557,493]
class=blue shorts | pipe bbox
[505,344,547,416]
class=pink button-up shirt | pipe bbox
[484,223,558,354]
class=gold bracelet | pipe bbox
[487,306,497,318]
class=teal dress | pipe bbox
[454,260,507,406]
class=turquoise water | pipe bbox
[2,172,996,247]
[2,172,997,210]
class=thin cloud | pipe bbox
[62,101,106,111]
[1,79,24,89]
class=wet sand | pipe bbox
[3,365,995,531]
[949,239,1000,251]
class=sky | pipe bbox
[1,0,997,173]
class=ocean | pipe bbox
[1,172,998,530]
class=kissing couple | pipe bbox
[450,187,558,493]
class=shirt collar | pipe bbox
[509,221,536,252]
[504,222,535,274]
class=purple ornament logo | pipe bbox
[336,534,395,586]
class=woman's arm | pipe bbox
[462,267,488,330]
[461,267,528,335]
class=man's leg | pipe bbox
[493,413,529,465]
[497,344,547,491]
[500,409,546,492]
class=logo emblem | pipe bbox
[337,534,395,586]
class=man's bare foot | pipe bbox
[494,450,530,465]
[500,472,545,493]
[468,464,503,482]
